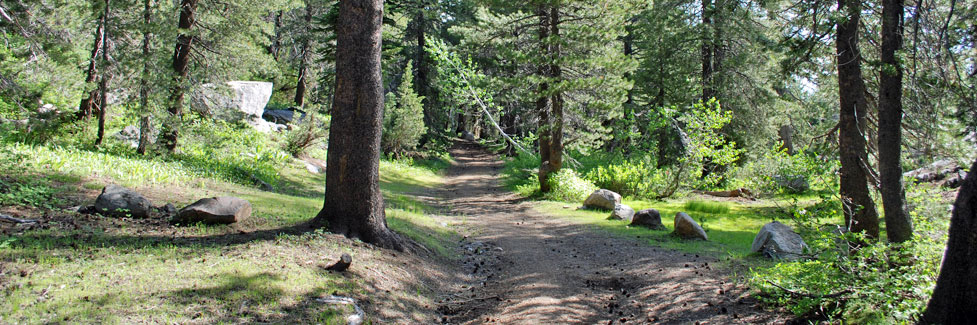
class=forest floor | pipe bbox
[0,137,792,323]
[431,142,788,324]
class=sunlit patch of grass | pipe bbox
[0,230,354,323]
[0,135,457,323]
[534,198,788,257]
[386,194,460,258]
[684,200,731,214]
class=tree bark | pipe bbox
[77,2,107,120]
[163,0,199,152]
[836,0,879,238]
[536,5,552,193]
[547,6,564,177]
[271,10,283,61]
[701,0,714,102]
[414,8,433,133]
[879,0,912,243]
[137,0,153,154]
[313,0,405,251]
[94,0,111,146]
[920,158,977,323]
[294,5,313,107]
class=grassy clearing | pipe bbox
[533,196,828,258]
[0,137,457,323]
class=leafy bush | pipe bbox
[677,98,744,190]
[382,61,427,157]
[283,112,329,157]
[731,145,835,195]
[583,158,670,198]
[749,189,948,323]
[544,169,597,202]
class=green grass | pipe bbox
[0,134,457,323]
[534,197,799,258]
[684,200,731,214]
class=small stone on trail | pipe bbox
[630,208,666,230]
[608,204,635,221]
[95,185,153,218]
[583,189,622,210]
[326,253,352,272]
[173,196,252,225]
[672,212,708,240]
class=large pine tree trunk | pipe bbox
[94,0,111,146]
[547,6,564,176]
[836,0,879,238]
[314,0,405,251]
[163,0,199,152]
[137,0,153,155]
[414,9,433,133]
[536,5,552,193]
[77,2,107,120]
[879,0,912,243]
[700,0,714,102]
[920,158,977,323]
[294,5,313,107]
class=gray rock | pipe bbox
[190,81,273,122]
[751,221,807,260]
[608,204,635,221]
[114,125,158,148]
[247,117,287,133]
[673,212,707,240]
[583,189,622,210]
[630,208,666,230]
[944,170,968,189]
[173,197,252,225]
[262,109,306,125]
[37,103,58,115]
[94,185,153,218]
[157,203,177,216]
[462,130,476,141]
[905,159,962,183]
[774,175,809,193]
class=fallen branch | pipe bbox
[315,295,364,325]
[0,214,38,224]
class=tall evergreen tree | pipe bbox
[879,0,912,243]
[836,0,879,238]
[162,0,199,151]
[314,0,407,251]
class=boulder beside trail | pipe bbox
[673,212,708,240]
[583,189,622,210]
[173,197,252,225]
[462,131,476,141]
[751,221,808,260]
[630,208,666,230]
[94,185,153,218]
[608,204,635,221]
[190,81,273,122]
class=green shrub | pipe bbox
[283,112,329,157]
[382,61,427,157]
[731,145,835,195]
[749,188,948,323]
[583,157,674,199]
[544,169,597,202]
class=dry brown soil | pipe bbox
[433,142,788,324]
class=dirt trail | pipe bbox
[435,142,785,324]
